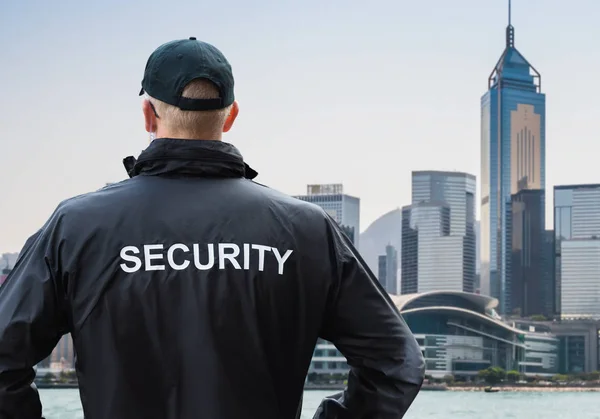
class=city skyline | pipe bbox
[1,0,600,252]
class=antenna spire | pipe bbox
[505,0,515,47]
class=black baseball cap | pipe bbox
[139,37,234,111]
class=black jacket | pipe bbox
[0,139,424,419]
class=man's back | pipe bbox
[69,141,331,418]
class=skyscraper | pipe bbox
[510,189,547,316]
[377,244,398,294]
[294,184,360,247]
[480,2,546,314]
[554,184,600,319]
[378,255,387,289]
[401,171,476,294]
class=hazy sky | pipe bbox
[1,0,599,252]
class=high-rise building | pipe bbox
[294,184,360,247]
[401,171,476,294]
[510,189,548,317]
[295,184,360,382]
[554,184,600,319]
[480,3,546,314]
[377,255,387,289]
[377,244,398,294]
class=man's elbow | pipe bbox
[390,335,426,388]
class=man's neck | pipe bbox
[156,130,223,141]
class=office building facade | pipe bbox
[480,12,546,314]
[554,184,600,319]
[401,171,476,294]
[294,183,360,247]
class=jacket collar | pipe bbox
[122,138,258,180]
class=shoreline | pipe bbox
[303,384,600,392]
[447,386,600,392]
[37,383,600,393]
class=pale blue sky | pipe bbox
[1,0,599,252]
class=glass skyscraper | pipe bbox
[480,11,546,314]
[554,184,600,319]
[401,171,476,294]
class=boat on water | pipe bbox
[484,386,500,393]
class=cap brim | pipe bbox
[139,87,144,96]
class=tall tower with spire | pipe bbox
[480,1,548,315]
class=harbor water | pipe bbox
[40,388,600,418]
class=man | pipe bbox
[0,38,424,419]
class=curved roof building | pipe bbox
[391,291,528,378]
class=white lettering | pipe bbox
[119,242,293,274]
[193,244,215,270]
[120,246,142,273]
[218,243,241,270]
[243,243,250,269]
[251,244,271,272]
[144,244,165,271]
[272,248,293,275]
[167,244,190,270]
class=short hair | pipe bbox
[146,79,232,138]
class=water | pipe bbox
[39,389,600,418]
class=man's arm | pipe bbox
[0,223,69,419]
[313,217,425,419]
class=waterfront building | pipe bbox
[390,290,527,378]
[294,183,360,247]
[554,184,600,319]
[551,321,600,374]
[511,321,559,377]
[306,339,349,380]
[514,319,600,374]
[401,171,476,294]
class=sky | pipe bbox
[1,0,599,253]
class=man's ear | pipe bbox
[142,99,158,133]
[223,101,239,133]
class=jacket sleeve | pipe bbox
[313,217,425,419]
[0,222,69,419]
